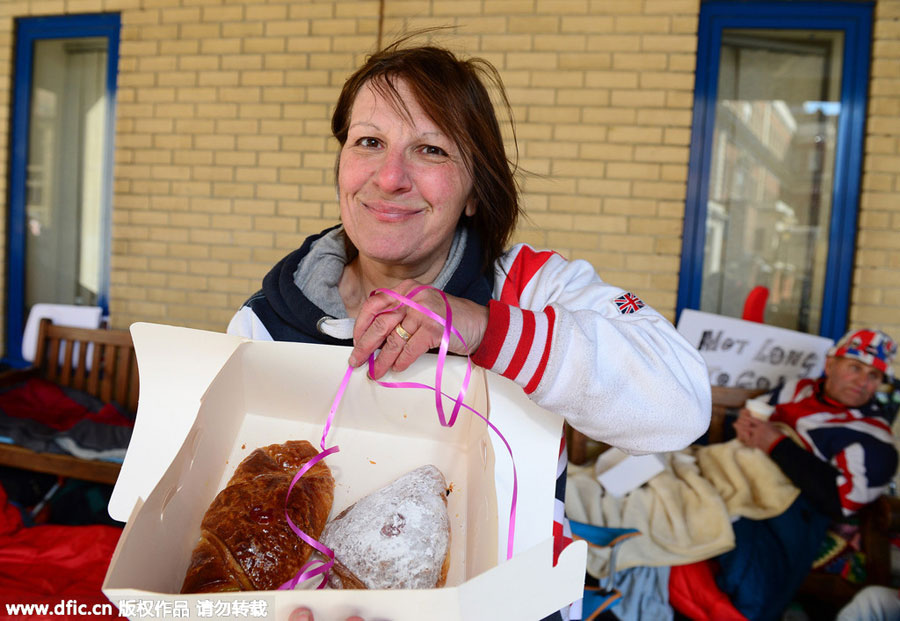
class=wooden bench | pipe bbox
[0,318,138,485]
[565,385,900,614]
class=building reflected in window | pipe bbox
[701,30,842,334]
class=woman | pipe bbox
[228,39,711,620]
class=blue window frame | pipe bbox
[676,1,872,341]
[6,13,120,365]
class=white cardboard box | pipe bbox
[594,447,665,497]
[104,323,586,621]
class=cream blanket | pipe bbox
[565,439,800,578]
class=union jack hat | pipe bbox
[828,328,897,378]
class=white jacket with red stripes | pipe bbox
[471,243,711,454]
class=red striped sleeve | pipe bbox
[471,299,507,370]
[524,305,555,394]
[500,246,557,305]
[505,309,535,379]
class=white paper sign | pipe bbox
[676,309,834,390]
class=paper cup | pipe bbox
[745,398,775,420]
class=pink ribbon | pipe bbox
[278,365,353,590]
[279,286,518,590]
[367,286,518,560]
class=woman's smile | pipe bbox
[361,199,426,222]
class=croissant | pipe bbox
[181,440,334,593]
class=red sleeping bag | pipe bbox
[0,483,121,620]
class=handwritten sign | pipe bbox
[676,309,834,389]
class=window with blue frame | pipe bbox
[677,1,872,340]
[5,14,120,366]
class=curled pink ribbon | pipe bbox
[278,366,353,590]
[367,286,518,560]
[279,286,518,590]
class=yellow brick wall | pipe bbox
[111,0,380,331]
[855,0,900,340]
[0,0,897,346]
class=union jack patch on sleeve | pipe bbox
[613,292,645,314]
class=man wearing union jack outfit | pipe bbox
[714,328,899,621]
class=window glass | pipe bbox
[700,29,843,333]
[25,36,109,311]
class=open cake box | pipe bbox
[104,323,587,620]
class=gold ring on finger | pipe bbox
[394,324,412,342]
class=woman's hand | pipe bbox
[348,279,489,380]
[289,608,364,621]
[733,409,784,452]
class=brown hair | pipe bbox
[331,37,522,269]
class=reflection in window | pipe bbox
[700,30,842,334]
[25,37,109,310]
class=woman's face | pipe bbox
[338,78,475,275]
